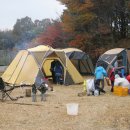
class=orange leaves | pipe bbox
[60,0,95,32]
[69,34,91,48]
[36,21,67,48]
[69,34,84,47]
[62,11,75,32]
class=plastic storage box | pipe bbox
[113,86,128,96]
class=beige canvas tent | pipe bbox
[97,48,130,74]
[2,45,89,86]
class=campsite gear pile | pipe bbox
[113,74,130,96]
[85,79,104,96]
[114,74,130,89]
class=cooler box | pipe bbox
[113,86,128,96]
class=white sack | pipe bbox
[86,79,95,95]
[114,77,130,89]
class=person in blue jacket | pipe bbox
[54,60,63,84]
[94,64,107,93]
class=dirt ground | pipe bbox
[0,79,130,130]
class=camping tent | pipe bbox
[62,48,94,75]
[1,45,51,86]
[97,48,130,74]
[2,45,94,86]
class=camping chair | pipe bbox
[0,77,17,101]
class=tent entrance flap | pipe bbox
[42,58,64,78]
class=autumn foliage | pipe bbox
[36,21,68,48]
[58,0,130,61]
[59,0,99,52]
[32,0,130,61]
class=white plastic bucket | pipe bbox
[66,103,79,116]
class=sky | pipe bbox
[0,0,66,30]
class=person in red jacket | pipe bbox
[109,68,115,92]
[126,74,130,83]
